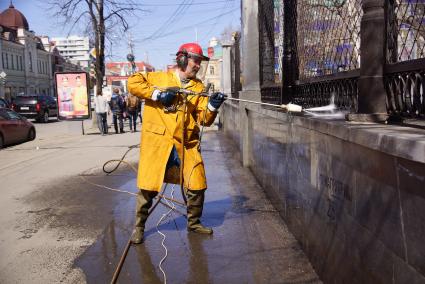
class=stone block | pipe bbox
[398,158,425,275]
[353,171,405,260]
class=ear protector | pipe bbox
[176,49,188,69]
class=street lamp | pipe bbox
[127,53,136,74]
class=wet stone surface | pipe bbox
[73,131,320,283]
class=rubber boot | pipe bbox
[131,190,156,244]
[186,189,213,234]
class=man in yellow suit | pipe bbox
[127,42,226,244]
[72,75,88,115]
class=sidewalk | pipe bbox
[75,130,321,283]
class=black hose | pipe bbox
[103,144,139,174]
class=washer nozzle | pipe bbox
[281,103,303,113]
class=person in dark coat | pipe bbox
[109,88,126,134]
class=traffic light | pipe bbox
[90,60,96,78]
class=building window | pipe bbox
[1,53,4,69]
[15,55,18,71]
[210,66,215,75]
[29,52,33,72]
[20,56,23,70]
[5,54,9,69]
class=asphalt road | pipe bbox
[0,117,320,283]
[0,118,141,283]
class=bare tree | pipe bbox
[48,0,143,96]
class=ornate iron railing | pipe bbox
[256,0,424,120]
[385,59,425,118]
[260,0,361,110]
[261,84,283,105]
[294,72,359,111]
[385,1,425,118]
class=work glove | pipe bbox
[209,92,226,110]
[156,90,177,107]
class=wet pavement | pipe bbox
[74,131,321,283]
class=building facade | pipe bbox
[105,61,154,94]
[0,4,82,102]
[0,4,53,101]
[50,36,90,70]
[200,37,223,93]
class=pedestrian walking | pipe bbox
[126,93,141,132]
[94,93,109,135]
[127,42,226,244]
[108,88,126,134]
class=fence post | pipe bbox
[222,42,234,97]
[241,0,261,98]
[239,0,261,167]
[347,0,388,122]
[233,32,241,97]
[282,0,298,104]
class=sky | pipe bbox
[0,0,241,70]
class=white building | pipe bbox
[51,36,90,70]
[0,3,53,101]
[199,37,223,93]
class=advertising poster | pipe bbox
[55,72,90,120]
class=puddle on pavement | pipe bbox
[73,181,239,283]
[73,180,189,283]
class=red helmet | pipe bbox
[176,42,209,61]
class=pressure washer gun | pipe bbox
[163,87,303,113]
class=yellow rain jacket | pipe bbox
[127,71,218,192]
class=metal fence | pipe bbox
[385,0,425,118]
[258,0,425,120]
[297,0,362,79]
[259,0,276,85]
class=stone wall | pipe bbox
[222,102,425,283]
[222,101,241,150]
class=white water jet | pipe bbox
[303,109,346,119]
[305,103,337,112]
[303,93,346,119]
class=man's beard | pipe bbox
[188,68,198,78]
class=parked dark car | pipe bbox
[0,108,36,149]
[0,98,10,109]
[12,95,58,123]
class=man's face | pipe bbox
[62,78,68,87]
[76,77,82,86]
[183,56,202,79]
